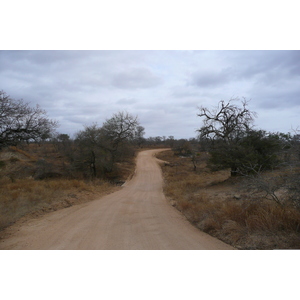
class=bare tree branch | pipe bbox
[197,98,257,144]
[0,90,58,148]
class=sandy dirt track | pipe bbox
[1,149,234,250]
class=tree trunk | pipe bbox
[90,150,96,178]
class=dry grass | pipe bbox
[9,146,37,161]
[0,143,138,231]
[157,150,300,249]
[0,177,117,230]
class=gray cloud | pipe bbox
[116,98,137,105]
[190,68,232,88]
[1,50,300,138]
[112,68,163,89]
[223,51,300,85]
[172,88,200,98]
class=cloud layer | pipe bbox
[1,50,299,138]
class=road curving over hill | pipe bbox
[1,149,234,250]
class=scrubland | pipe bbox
[0,144,134,231]
[2,143,300,250]
[157,150,300,249]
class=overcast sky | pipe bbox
[1,50,300,139]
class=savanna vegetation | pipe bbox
[157,98,300,249]
[2,90,300,250]
[0,91,145,230]
[0,90,176,231]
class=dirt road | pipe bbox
[1,149,234,250]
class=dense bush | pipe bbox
[209,130,285,175]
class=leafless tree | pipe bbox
[0,90,58,149]
[73,112,140,179]
[239,164,284,205]
[102,112,139,145]
[73,124,107,179]
[197,98,257,144]
[197,98,259,175]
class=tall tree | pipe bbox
[197,98,256,145]
[198,98,288,176]
[101,111,139,154]
[73,112,140,179]
[0,90,58,149]
[197,98,257,175]
[74,124,108,178]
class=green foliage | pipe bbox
[209,130,284,175]
[197,98,292,176]
[173,139,193,156]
